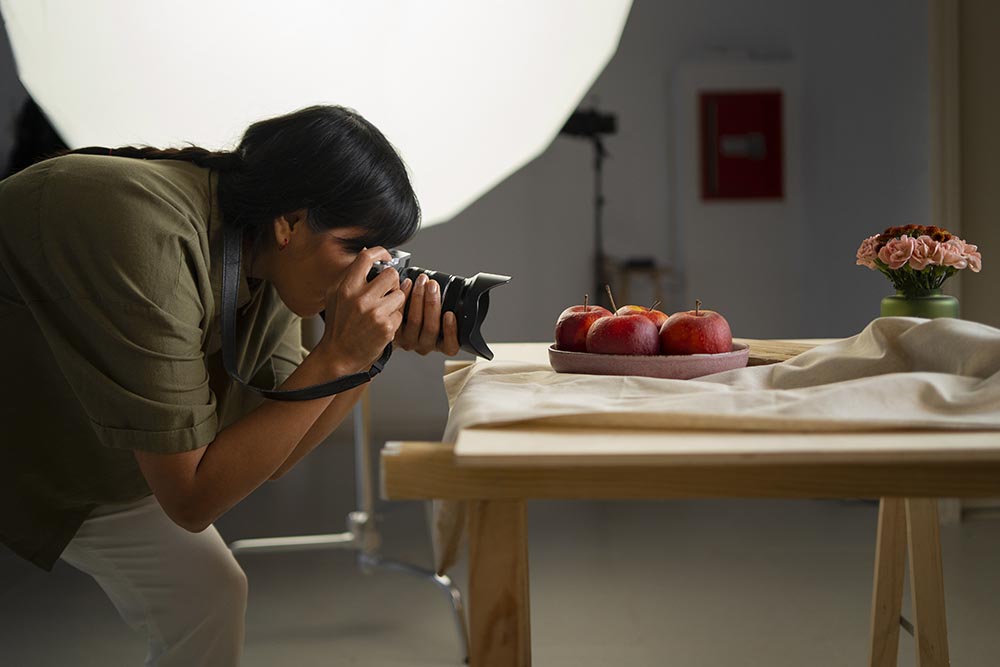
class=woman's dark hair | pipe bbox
[65,105,421,254]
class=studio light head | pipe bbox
[560,108,618,138]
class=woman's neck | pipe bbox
[243,236,271,282]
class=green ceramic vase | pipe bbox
[879,289,959,319]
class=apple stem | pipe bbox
[695,299,701,316]
[650,300,661,312]
[604,284,618,313]
[584,294,589,312]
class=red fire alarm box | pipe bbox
[699,90,783,200]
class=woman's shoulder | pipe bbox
[39,154,213,234]
[2,155,218,307]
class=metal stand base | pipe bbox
[229,397,469,664]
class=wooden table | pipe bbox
[380,342,1000,667]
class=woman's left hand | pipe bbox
[393,274,461,356]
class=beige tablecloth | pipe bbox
[430,317,1000,573]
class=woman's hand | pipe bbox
[394,273,461,356]
[318,247,406,373]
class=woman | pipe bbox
[0,105,458,665]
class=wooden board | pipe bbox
[453,426,1000,467]
[736,338,826,365]
[381,441,1000,500]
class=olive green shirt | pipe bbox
[0,155,307,569]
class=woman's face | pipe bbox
[261,210,372,317]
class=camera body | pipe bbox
[367,250,510,360]
[367,250,413,281]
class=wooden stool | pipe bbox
[614,257,673,307]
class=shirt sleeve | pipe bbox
[30,166,218,454]
[43,294,219,453]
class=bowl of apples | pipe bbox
[550,288,748,380]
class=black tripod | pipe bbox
[591,135,610,308]
[560,108,617,308]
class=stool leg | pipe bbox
[868,498,907,667]
[906,498,950,667]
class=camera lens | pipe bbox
[399,267,510,360]
[365,252,510,360]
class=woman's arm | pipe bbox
[267,383,368,480]
[268,273,464,480]
[135,248,403,532]
[135,342,364,531]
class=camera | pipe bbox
[367,250,511,360]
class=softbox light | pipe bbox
[0,0,632,226]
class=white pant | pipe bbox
[60,494,247,667]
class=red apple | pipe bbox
[659,300,733,355]
[584,284,662,355]
[615,300,669,330]
[555,296,612,352]
[586,313,660,355]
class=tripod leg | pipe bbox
[355,396,469,662]
[229,532,356,556]
[360,554,470,664]
[229,390,469,662]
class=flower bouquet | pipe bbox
[857,225,981,293]
[856,225,982,318]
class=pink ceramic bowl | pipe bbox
[548,342,750,380]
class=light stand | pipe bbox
[592,135,609,308]
[559,108,618,309]
[228,390,470,663]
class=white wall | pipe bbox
[959,0,1000,328]
[673,59,804,338]
[364,0,931,443]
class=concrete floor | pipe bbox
[2,437,999,667]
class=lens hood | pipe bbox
[402,267,511,360]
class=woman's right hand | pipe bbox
[318,247,406,375]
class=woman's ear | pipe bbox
[272,208,309,248]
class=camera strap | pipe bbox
[221,225,392,401]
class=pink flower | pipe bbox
[878,236,917,270]
[907,235,944,270]
[855,235,879,269]
[858,229,983,293]
[941,238,970,270]
[964,242,982,272]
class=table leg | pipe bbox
[906,498,950,667]
[467,499,531,667]
[869,498,907,667]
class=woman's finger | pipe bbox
[371,290,406,348]
[438,311,461,356]
[416,279,442,353]
[375,286,408,319]
[365,266,400,303]
[341,246,392,295]
[400,273,427,348]
[393,280,411,348]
